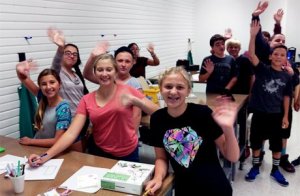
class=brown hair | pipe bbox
[34,69,61,131]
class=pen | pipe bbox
[21,164,25,175]
[39,153,48,159]
[32,153,48,165]
[142,189,152,196]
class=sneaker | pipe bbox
[270,170,289,187]
[245,167,260,182]
[280,154,295,173]
[257,151,265,166]
[291,156,300,167]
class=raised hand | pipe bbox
[91,41,110,57]
[212,97,238,131]
[224,28,232,40]
[203,59,214,74]
[47,26,65,47]
[252,0,269,16]
[274,9,284,24]
[16,59,38,80]
[147,43,155,54]
[250,20,260,37]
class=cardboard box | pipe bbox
[101,161,155,195]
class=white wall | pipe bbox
[193,0,287,64]
[285,0,300,61]
[0,0,197,137]
[0,0,298,137]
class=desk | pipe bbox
[0,136,174,195]
[141,92,249,182]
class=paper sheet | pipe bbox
[25,159,63,180]
[0,154,27,175]
[60,166,109,193]
[0,154,63,180]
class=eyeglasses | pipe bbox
[130,47,140,51]
[64,50,79,57]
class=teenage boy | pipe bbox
[199,34,238,94]
[245,20,293,187]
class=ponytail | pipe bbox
[34,95,47,131]
[74,65,89,95]
[65,43,89,95]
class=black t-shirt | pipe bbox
[130,57,148,78]
[200,55,238,94]
[231,54,254,94]
[149,103,232,196]
[248,62,293,113]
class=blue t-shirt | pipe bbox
[35,100,71,139]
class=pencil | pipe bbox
[142,189,151,196]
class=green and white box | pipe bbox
[101,160,155,195]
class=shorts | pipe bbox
[250,111,282,152]
[281,107,293,139]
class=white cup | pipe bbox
[9,174,25,193]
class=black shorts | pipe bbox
[281,107,293,139]
[250,111,282,152]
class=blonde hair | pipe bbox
[158,66,192,90]
[225,38,241,49]
[93,53,117,72]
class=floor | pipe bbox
[232,110,300,196]
[138,110,300,196]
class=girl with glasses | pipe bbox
[16,27,89,152]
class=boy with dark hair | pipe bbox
[251,0,298,172]
[245,20,293,187]
[199,34,238,94]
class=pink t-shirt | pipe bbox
[76,84,144,157]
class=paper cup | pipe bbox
[10,174,25,193]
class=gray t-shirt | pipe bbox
[51,50,84,117]
[126,77,142,90]
[34,100,71,139]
